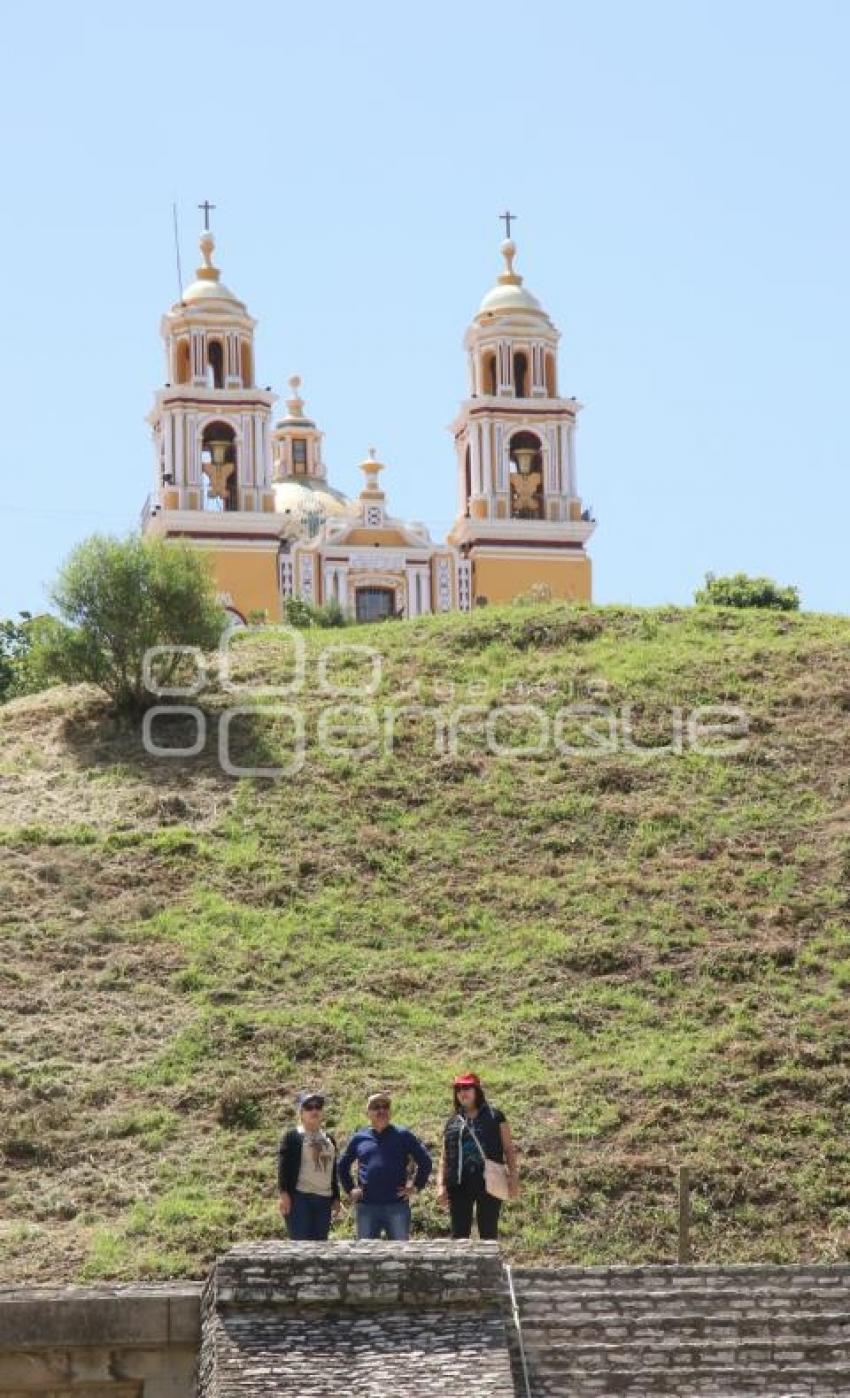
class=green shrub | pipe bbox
[26,534,226,712]
[0,612,71,703]
[217,1084,262,1130]
[695,572,800,611]
[282,596,349,628]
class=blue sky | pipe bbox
[1,0,847,616]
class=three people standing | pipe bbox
[277,1074,517,1242]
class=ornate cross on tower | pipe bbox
[500,209,517,239]
[198,200,216,231]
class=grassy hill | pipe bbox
[1,600,849,1283]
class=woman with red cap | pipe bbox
[436,1072,519,1240]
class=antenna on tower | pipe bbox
[172,201,183,300]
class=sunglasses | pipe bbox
[302,1102,323,1111]
[369,1104,390,1112]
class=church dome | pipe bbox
[479,279,544,315]
[181,276,244,308]
[476,239,551,324]
[274,477,350,520]
[176,231,249,319]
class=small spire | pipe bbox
[498,238,522,286]
[359,447,386,496]
[286,374,305,418]
[197,230,220,283]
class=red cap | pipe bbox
[453,1072,482,1088]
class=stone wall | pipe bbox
[4,1256,850,1397]
[0,1283,201,1397]
[509,1262,850,1395]
[197,1241,515,1397]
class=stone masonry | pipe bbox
[510,1262,850,1396]
[0,1282,201,1397]
[4,1255,850,1396]
[196,1240,516,1397]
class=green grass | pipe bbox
[1,600,850,1280]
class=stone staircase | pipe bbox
[197,1241,515,1396]
[508,1264,850,1397]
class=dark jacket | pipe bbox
[443,1103,506,1189]
[338,1124,432,1204]
[277,1127,340,1200]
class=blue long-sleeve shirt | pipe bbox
[338,1124,432,1204]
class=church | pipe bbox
[140,214,596,625]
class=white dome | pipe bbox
[475,239,553,326]
[274,478,349,519]
[478,280,544,315]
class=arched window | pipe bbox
[508,431,544,520]
[513,351,528,399]
[545,352,557,397]
[292,439,308,475]
[482,350,497,395]
[464,444,472,510]
[201,421,237,511]
[174,339,191,385]
[240,341,253,388]
[208,340,224,389]
[355,586,395,623]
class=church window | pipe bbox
[355,586,395,623]
[240,341,253,388]
[201,421,237,511]
[513,351,528,399]
[293,439,308,474]
[508,431,544,520]
[482,350,497,395]
[545,352,556,396]
[174,339,191,385]
[208,340,224,389]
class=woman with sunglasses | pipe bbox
[436,1072,519,1240]
[277,1088,341,1241]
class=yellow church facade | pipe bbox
[141,221,595,624]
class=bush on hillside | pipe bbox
[695,571,800,611]
[27,534,226,713]
[282,596,348,628]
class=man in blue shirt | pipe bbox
[338,1090,432,1240]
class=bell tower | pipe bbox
[447,222,596,603]
[146,216,276,516]
[142,210,284,624]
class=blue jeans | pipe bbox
[285,1190,333,1241]
[355,1199,411,1240]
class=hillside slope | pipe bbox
[1,602,849,1282]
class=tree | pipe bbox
[0,612,34,703]
[695,572,800,612]
[28,534,227,712]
